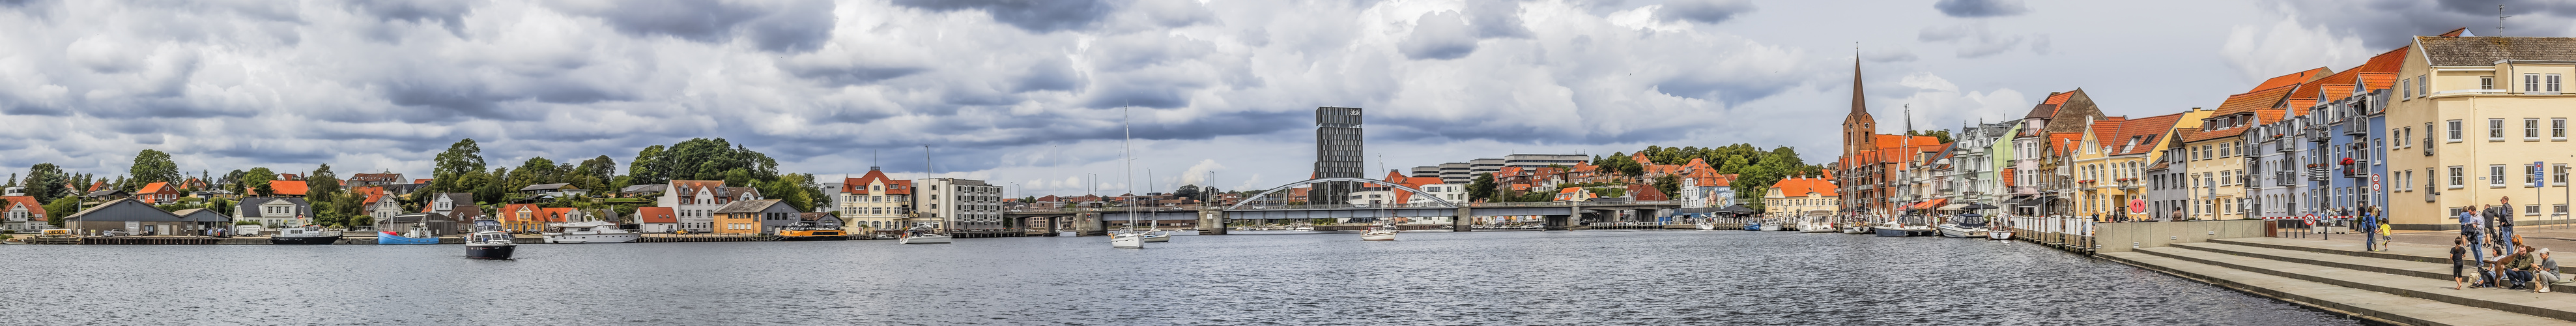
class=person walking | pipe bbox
[2362,207,2379,252]
[2455,237,2470,290]
[2464,207,2488,268]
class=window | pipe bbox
[2554,74,2566,93]
[2450,166,2466,188]
[2529,74,2544,93]
[2419,75,2429,96]
[2556,119,2568,140]
[2220,143,2233,157]
[2490,119,2506,141]
[2401,78,2412,97]
[2221,170,2235,186]
[2448,120,2463,142]
[2530,205,2543,216]
[2528,119,2543,140]
[2558,164,2571,186]
[2483,76,2496,90]
[2492,165,2508,188]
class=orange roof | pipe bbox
[2048,132,2084,156]
[136,182,172,195]
[2106,112,2188,156]
[1,196,44,221]
[637,207,677,224]
[353,186,387,206]
[540,207,576,222]
[2356,72,2399,94]
[2251,67,2330,91]
[2089,117,2127,151]
[500,204,541,222]
[1768,177,1838,198]
[841,170,913,195]
[266,181,309,196]
[2214,84,2298,115]
[87,181,107,192]
[414,179,433,184]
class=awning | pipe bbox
[1938,203,1969,210]
[1910,198,1949,210]
[2003,196,2035,205]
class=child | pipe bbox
[2379,223,2394,251]
[2455,236,2469,290]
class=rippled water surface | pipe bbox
[0,230,2362,325]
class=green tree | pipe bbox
[1653,175,1681,201]
[308,164,342,202]
[43,197,78,226]
[128,149,180,186]
[432,139,487,195]
[626,138,779,185]
[240,168,277,196]
[1595,153,1643,177]
[1466,173,1497,202]
[23,164,68,203]
[1906,130,1956,144]
[474,168,508,205]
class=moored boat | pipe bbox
[1696,222,1715,230]
[465,220,515,260]
[898,229,952,244]
[1842,225,1871,234]
[375,231,439,244]
[1936,224,1990,238]
[1109,227,1145,248]
[773,222,849,241]
[271,226,342,244]
[1140,229,1171,243]
[1360,224,1398,241]
[542,221,640,244]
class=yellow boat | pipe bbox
[773,223,849,241]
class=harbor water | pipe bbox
[0,230,2362,325]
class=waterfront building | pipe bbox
[2078,111,2205,221]
[169,209,233,235]
[1764,176,1839,218]
[1312,106,1366,205]
[2181,68,2330,220]
[63,198,217,235]
[2,196,48,231]
[656,180,760,233]
[914,178,1001,231]
[1674,159,1739,209]
[1835,57,1945,216]
[497,204,549,233]
[835,168,917,231]
[1437,162,1471,184]
[635,207,679,233]
[233,197,311,227]
[134,182,178,205]
[2147,136,2193,220]
[712,199,799,235]
[814,181,840,213]
[1936,121,2019,210]
[420,193,482,233]
[358,187,403,224]
[2384,34,2576,228]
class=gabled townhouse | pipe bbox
[2,196,48,231]
[354,186,403,223]
[2179,68,2330,220]
[2003,89,2111,215]
[1672,158,1740,209]
[635,207,679,233]
[1764,176,1839,218]
[345,173,405,188]
[234,198,311,227]
[2076,110,2205,221]
[838,168,914,231]
[657,180,760,233]
[2149,130,2198,220]
[421,193,483,233]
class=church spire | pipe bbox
[1851,46,1866,116]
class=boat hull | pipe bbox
[1695,223,1715,230]
[1109,235,1144,248]
[1142,234,1170,243]
[543,233,640,244]
[270,236,339,245]
[1874,228,1910,237]
[375,233,440,244]
[1800,223,1837,233]
[1758,224,1783,231]
[899,235,952,244]
[776,235,849,241]
[1937,224,1990,238]
[1989,230,2012,241]
[1360,231,1397,241]
[1842,226,1870,234]
[465,244,515,259]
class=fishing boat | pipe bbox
[898,228,951,244]
[375,226,439,244]
[542,221,640,243]
[270,226,341,244]
[1140,229,1171,243]
[1360,224,1398,241]
[465,220,515,260]
[773,222,849,241]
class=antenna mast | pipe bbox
[2500,5,2511,37]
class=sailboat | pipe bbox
[1360,223,1398,241]
[1140,228,1171,243]
[1109,106,1146,249]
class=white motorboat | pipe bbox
[1696,222,1715,230]
[1140,230,1171,243]
[543,221,640,244]
[1758,220,1784,231]
[1936,224,1990,238]
[1842,225,1871,234]
[1989,228,2012,240]
[465,220,515,260]
[1360,225,1398,241]
[1800,221,1838,233]
[898,229,952,244]
[270,226,343,244]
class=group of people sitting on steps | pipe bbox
[2452,197,2571,291]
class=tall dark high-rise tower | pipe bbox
[1313,106,1364,205]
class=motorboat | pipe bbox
[1758,219,1784,231]
[270,226,341,244]
[1989,228,2012,240]
[1,238,24,244]
[773,222,850,241]
[465,220,515,260]
[1141,229,1171,243]
[375,226,439,244]
[1842,225,1871,234]
[1696,222,1715,230]
[543,221,640,243]
[898,229,952,244]
[1799,220,1838,233]
[1360,225,1398,241]
[1109,227,1145,248]
[1872,216,1936,237]
[1938,214,1992,239]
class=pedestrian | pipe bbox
[2497,197,2517,249]
[2362,207,2379,252]
[2454,236,2470,290]
[2463,207,2488,269]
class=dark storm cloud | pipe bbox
[1933,0,2029,18]
[891,0,1116,33]
[1399,11,1479,60]
[543,0,835,53]
[1655,0,1757,24]
[2270,0,2576,50]
[780,61,929,87]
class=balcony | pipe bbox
[2306,166,2329,181]
[2275,171,2297,186]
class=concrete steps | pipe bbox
[2211,237,2572,274]
[2170,242,2576,293]
[2132,246,2576,323]
[2100,252,2569,326]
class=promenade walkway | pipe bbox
[2102,235,2576,325]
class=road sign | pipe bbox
[2128,199,2147,213]
[2536,162,2549,188]
[2372,173,2381,192]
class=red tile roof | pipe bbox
[266,181,309,196]
[1,196,44,221]
[353,187,387,207]
[2047,132,2085,156]
[840,170,913,196]
[636,207,677,224]
[540,207,576,222]
[136,182,173,195]
[500,204,540,223]
[2106,112,2188,156]
[1768,177,1838,198]
[2252,67,2330,91]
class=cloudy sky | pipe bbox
[4,0,2572,196]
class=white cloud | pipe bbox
[2219,8,2367,83]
